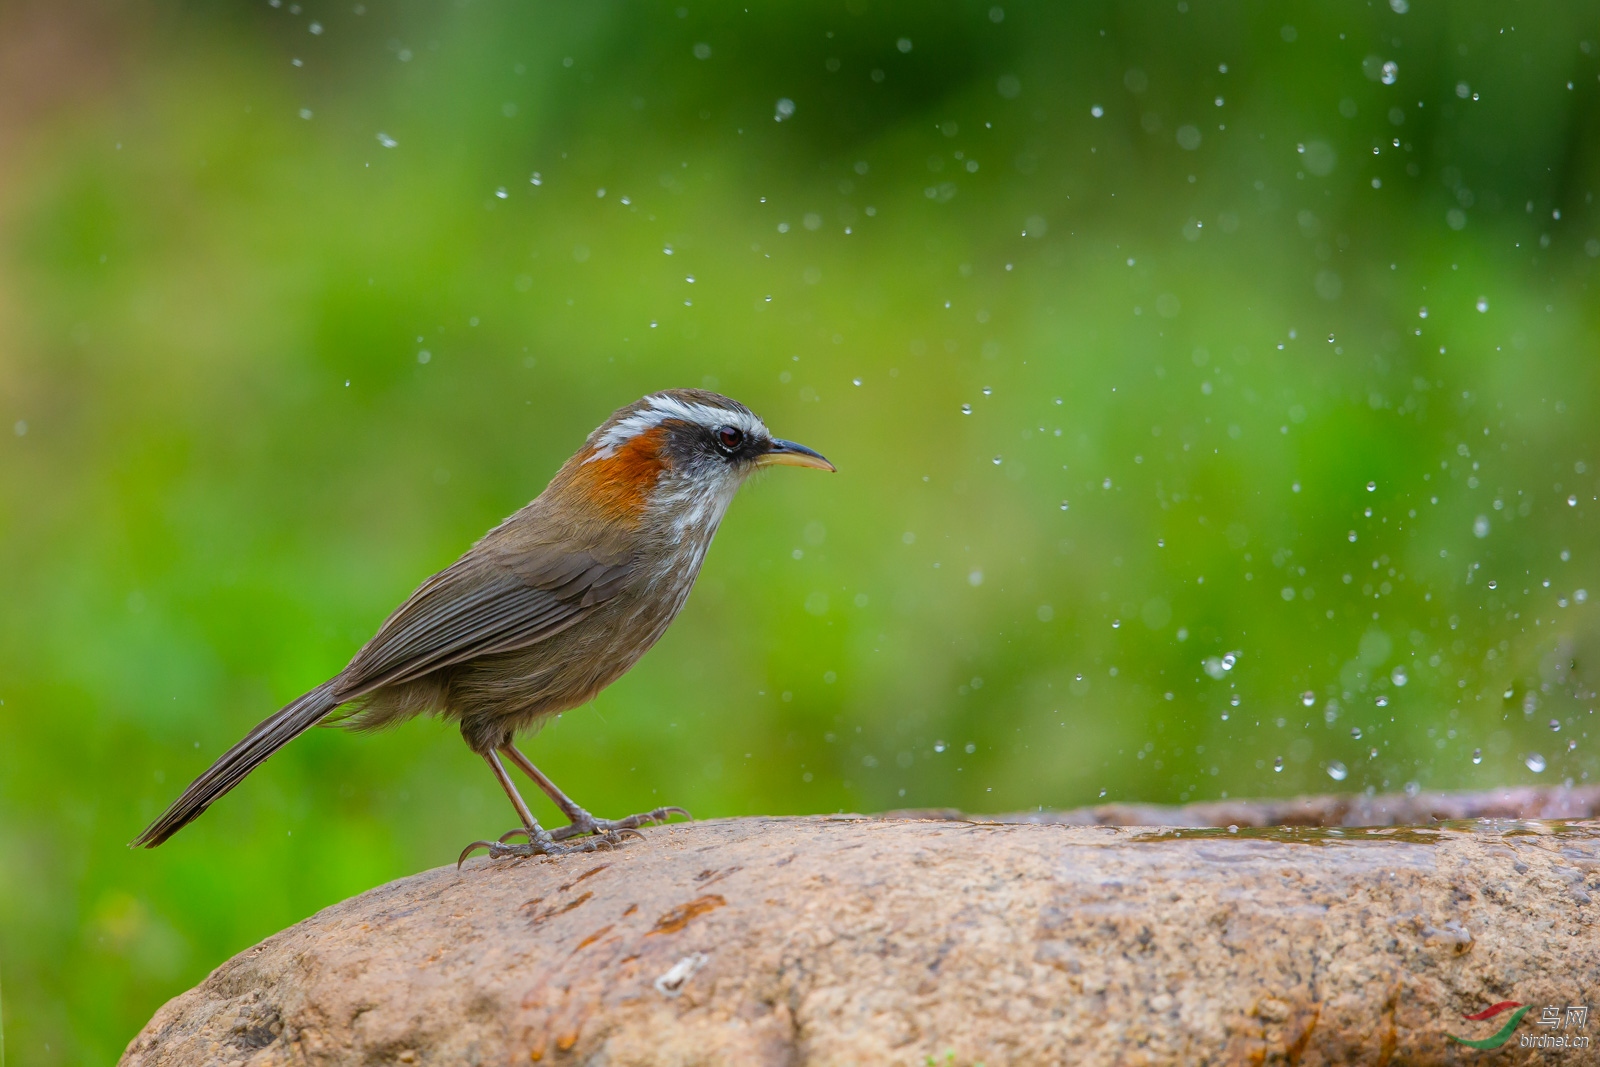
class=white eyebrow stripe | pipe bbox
[587,393,768,459]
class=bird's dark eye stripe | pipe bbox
[716,426,745,451]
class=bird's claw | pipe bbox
[548,805,693,842]
[457,839,499,868]
[459,807,688,867]
[460,828,644,867]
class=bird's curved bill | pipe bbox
[758,438,836,472]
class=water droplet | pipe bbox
[1369,747,1380,760]
[1230,694,1241,707]
[1569,494,1579,507]
[1272,756,1285,773]
[1472,748,1482,764]
[1098,787,1108,798]
[960,403,972,414]
[1347,530,1358,542]
[981,386,993,396]
[993,455,1003,465]
[1350,726,1363,739]
[852,378,862,387]
[1111,619,1121,628]
[1390,667,1407,686]
[1326,761,1348,781]
[1525,753,1547,773]
[1475,297,1488,313]
[1103,477,1113,489]
[964,742,976,754]
[934,740,947,753]
[1059,500,1070,511]
[1486,579,1497,590]
[376,131,397,148]
[1473,515,1491,538]
[1221,711,1230,720]
[1549,719,1562,732]
[1375,695,1389,707]
[1366,481,1376,492]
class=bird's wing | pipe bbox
[336,542,633,696]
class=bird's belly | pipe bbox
[444,549,705,735]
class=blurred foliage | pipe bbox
[4,0,1600,1060]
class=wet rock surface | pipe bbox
[123,797,1600,1066]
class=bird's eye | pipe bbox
[716,426,745,451]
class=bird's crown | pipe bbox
[587,389,768,459]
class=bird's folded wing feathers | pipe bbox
[337,546,633,695]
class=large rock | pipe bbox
[123,801,1600,1066]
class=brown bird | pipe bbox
[133,389,833,861]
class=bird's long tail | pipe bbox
[132,679,343,848]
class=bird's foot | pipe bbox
[457,826,641,867]
[548,805,692,842]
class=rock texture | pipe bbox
[124,802,1600,1066]
[895,782,1600,829]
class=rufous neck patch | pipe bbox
[570,425,668,520]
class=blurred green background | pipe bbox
[4,0,1600,1059]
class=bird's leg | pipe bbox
[500,743,691,842]
[458,750,621,865]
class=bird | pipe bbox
[132,389,834,861]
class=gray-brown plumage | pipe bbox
[133,389,833,859]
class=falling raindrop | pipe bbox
[1272,756,1285,773]
[1326,761,1348,781]
[1525,753,1547,773]
[1472,748,1483,764]
[1301,691,1316,707]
